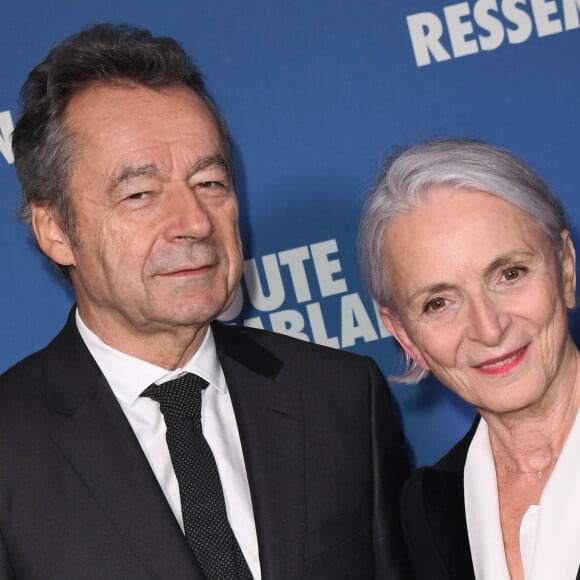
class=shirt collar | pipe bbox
[75,310,227,406]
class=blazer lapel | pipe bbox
[419,419,478,580]
[44,314,204,579]
[420,469,475,580]
[214,324,306,580]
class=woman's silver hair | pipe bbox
[360,139,567,384]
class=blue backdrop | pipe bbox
[1,0,579,468]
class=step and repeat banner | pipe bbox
[1,0,579,467]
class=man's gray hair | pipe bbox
[360,138,567,383]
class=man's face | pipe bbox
[37,83,243,355]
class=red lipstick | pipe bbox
[474,345,529,376]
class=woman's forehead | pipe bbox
[382,188,552,294]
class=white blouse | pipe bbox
[464,413,580,579]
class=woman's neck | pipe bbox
[483,347,580,476]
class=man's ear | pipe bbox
[380,306,430,371]
[559,229,577,309]
[30,203,75,267]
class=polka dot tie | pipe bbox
[142,373,253,579]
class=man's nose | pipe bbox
[165,186,213,242]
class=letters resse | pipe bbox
[407,0,580,66]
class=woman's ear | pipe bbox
[30,203,75,267]
[559,229,576,309]
[380,306,430,370]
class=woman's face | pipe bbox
[381,187,577,415]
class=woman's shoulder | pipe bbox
[402,415,480,501]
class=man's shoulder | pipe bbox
[0,340,60,435]
[212,322,372,368]
[0,316,76,400]
[1,343,50,389]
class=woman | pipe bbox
[360,139,580,580]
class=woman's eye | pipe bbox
[501,266,524,282]
[425,297,446,312]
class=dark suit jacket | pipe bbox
[401,417,580,580]
[0,311,410,579]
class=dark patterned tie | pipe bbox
[141,373,253,579]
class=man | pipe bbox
[0,24,410,579]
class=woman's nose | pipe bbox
[466,294,508,346]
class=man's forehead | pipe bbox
[64,82,216,132]
[62,82,229,194]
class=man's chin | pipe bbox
[161,301,229,328]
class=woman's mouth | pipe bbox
[474,345,529,375]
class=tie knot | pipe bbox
[141,372,209,421]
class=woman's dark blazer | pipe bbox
[400,419,478,580]
[401,416,580,580]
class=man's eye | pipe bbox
[126,191,150,200]
[198,181,221,188]
[425,297,446,312]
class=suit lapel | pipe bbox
[214,324,306,580]
[44,313,204,579]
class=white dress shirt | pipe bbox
[76,312,261,579]
[465,413,580,580]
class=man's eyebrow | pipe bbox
[109,163,159,191]
[189,154,230,177]
[108,154,230,193]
